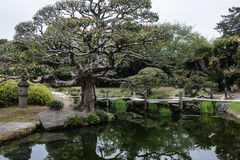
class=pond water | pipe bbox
[1,115,240,160]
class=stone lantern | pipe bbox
[18,77,29,107]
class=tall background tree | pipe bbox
[216,7,240,37]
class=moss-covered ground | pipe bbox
[0,106,48,123]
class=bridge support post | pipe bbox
[132,90,136,98]
[106,91,110,112]
[144,90,148,117]
[179,91,183,111]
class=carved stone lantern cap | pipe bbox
[18,77,30,87]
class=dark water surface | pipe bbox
[1,115,240,160]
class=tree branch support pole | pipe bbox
[224,87,228,99]
[179,91,183,111]
[223,79,228,99]
[132,89,136,98]
[144,90,149,117]
[106,91,111,112]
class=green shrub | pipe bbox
[0,80,18,107]
[112,100,127,114]
[0,80,53,107]
[64,116,87,128]
[87,113,100,124]
[159,108,172,117]
[99,89,106,94]
[199,101,214,114]
[28,82,53,105]
[48,100,64,111]
[148,104,158,111]
[148,94,157,99]
[95,110,109,122]
[73,97,81,104]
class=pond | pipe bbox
[0,115,240,160]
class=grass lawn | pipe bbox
[152,87,182,97]
[96,88,131,97]
[54,86,182,98]
[228,102,240,115]
[54,87,131,97]
[0,106,48,123]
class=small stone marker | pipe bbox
[18,77,29,107]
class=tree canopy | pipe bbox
[216,7,240,37]
[2,0,173,112]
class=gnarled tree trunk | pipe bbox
[80,75,96,112]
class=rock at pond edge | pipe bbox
[0,122,37,144]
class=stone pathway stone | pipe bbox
[0,122,36,144]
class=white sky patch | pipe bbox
[0,0,239,40]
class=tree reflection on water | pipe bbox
[1,115,240,160]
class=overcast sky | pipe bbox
[0,0,239,40]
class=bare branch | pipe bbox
[32,74,80,88]
[0,75,21,83]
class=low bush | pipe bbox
[0,80,53,107]
[112,100,127,114]
[68,88,81,96]
[73,97,81,105]
[0,80,18,107]
[48,100,64,111]
[148,104,158,111]
[87,113,101,124]
[28,82,53,105]
[95,110,109,122]
[148,94,157,99]
[64,116,87,128]
[159,108,172,117]
[198,101,214,114]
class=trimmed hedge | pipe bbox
[0,80,53,107]
[28,82,53,105]
[0,80,18,107]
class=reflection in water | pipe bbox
[30,144,48,160]
[1,115,240,160]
